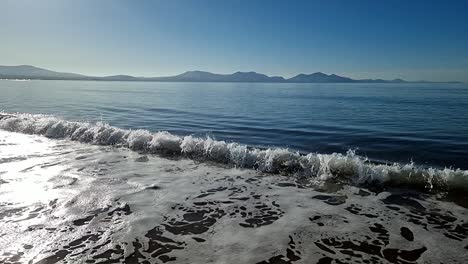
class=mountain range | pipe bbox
[0,65,460,83]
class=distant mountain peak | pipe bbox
[311,72,327,76]
[0,65,85,79]
[288,72,353,83]
[183,70,210,74]
[232,71,265,76]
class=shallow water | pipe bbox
[1,80,467,169]
[0,131,467,263]
[1,80,468,263]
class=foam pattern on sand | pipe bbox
[0,130,467,263]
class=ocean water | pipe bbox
[1,80,468,169]
[1,80,468,263]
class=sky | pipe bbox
[1,0,468,82]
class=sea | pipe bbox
[1,80,467,263]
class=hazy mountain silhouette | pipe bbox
[0,65,86,79]
[150,71,285,82]
[0,65,460,83]
[288,72,354,83]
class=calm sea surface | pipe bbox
[1,80,467,169]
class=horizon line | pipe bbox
[0,64,390,79]
[0,64,464,83]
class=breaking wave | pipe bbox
[1,112,467,193]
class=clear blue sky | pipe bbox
[1,0,467,81]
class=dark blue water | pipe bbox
[1,80,467,169]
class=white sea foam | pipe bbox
[2,119,466,264]
[1,112,467,192]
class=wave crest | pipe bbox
[1,112,467,193]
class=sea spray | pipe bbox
[1,112,467,193]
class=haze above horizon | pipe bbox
[2,0,467,82]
